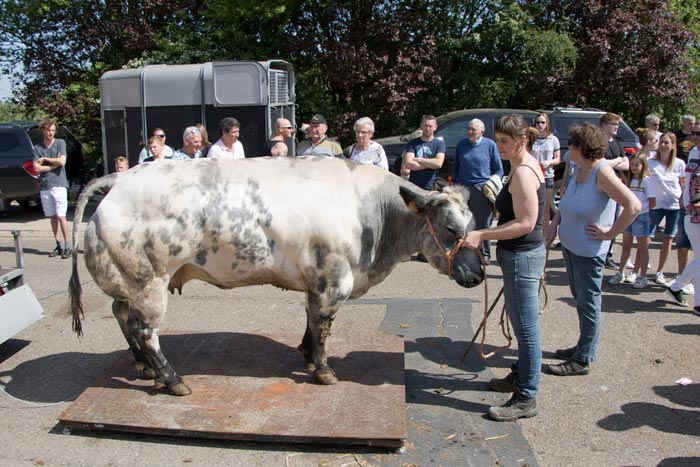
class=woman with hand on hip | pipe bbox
[545,123,640,376]
[463,114,546,422]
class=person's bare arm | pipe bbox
[586,164,641,240]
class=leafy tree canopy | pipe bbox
[0,0,697,157]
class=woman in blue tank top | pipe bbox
[463,114,546,422]
[545,123,640,376]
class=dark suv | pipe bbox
[373,107,637,215]
[0,121,84,211]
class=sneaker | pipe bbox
[487,393,538,422]
[61,246,72,259]
[692,307,700,317]
[489,372,516,393]
[548,360,590,376]
[554,346,576,360]
[608,271,624,285]
[666,287,689,307]
[625,260,634,269]
[682,283,694,295]
[633,276,648,289]
[48,245,62,258]
[605,257,619,270]
[655,272,669,286]
[624,272,637,284]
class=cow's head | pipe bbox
[400,184,484,288]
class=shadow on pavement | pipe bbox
[598,400,700,437]
[664,323,700,336]
[0,349,124,404]
[657,457,700,467]
[654,383,700,409]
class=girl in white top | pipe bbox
[648,132,686,285]
[609,155,656,288]
[531,113,560,229]
[348,117,388,170]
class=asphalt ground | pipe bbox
[0,203,698,467]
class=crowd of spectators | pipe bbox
[39,108,699,423]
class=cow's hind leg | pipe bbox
[300,258,354,385]
[129,279,191,396]
[112,299,156,379]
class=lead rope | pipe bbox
[460,245,550,362]
[422,214,548,362]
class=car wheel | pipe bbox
[550,179,563,219]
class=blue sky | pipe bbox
[0,74,12,101]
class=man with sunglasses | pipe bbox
[138,128,174,163]
[262,118,293,157]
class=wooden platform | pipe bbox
[60,331,406,447]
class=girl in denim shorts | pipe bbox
[609,156,656,288]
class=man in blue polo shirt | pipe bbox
[452,118,503,264]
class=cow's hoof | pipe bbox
[315,368,338,385]
[169,382,192,396]
[132,362,157,380]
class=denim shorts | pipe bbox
[675,207,692,250]
[545,177,554,189]
[624,212,651,237]
[649,208,680,238]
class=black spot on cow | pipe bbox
[312,243,330,270]
[195,246,208,266]
[169,244,183,257]
[359,225,375,272]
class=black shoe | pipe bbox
[554,346,577,360]
[692,307,700,317]
[548,360,590,376]
[604,257,619,270]
[489,372,516,393]
[488,393,538,421]
[666,287,689,307]
[61,246,72,259]
[48,246,62,257]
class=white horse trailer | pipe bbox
[99,60,295,172]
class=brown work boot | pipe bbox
[488,392,538,421]
[489,372,516,393]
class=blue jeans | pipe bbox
[562,247,604,364]
[497,244,546,398]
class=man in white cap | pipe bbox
[296,114,342,157]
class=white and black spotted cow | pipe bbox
[69,157,484,396]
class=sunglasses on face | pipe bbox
[155,134,166,138]
[535,121,546,124]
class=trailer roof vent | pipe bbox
[269,70,290,104]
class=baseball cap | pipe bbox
[309,114,327,124]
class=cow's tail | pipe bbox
[70,173,119,337]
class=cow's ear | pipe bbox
[399,185,427,212]
[433,177,449,192]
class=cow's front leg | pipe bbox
[301,259,353,385]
